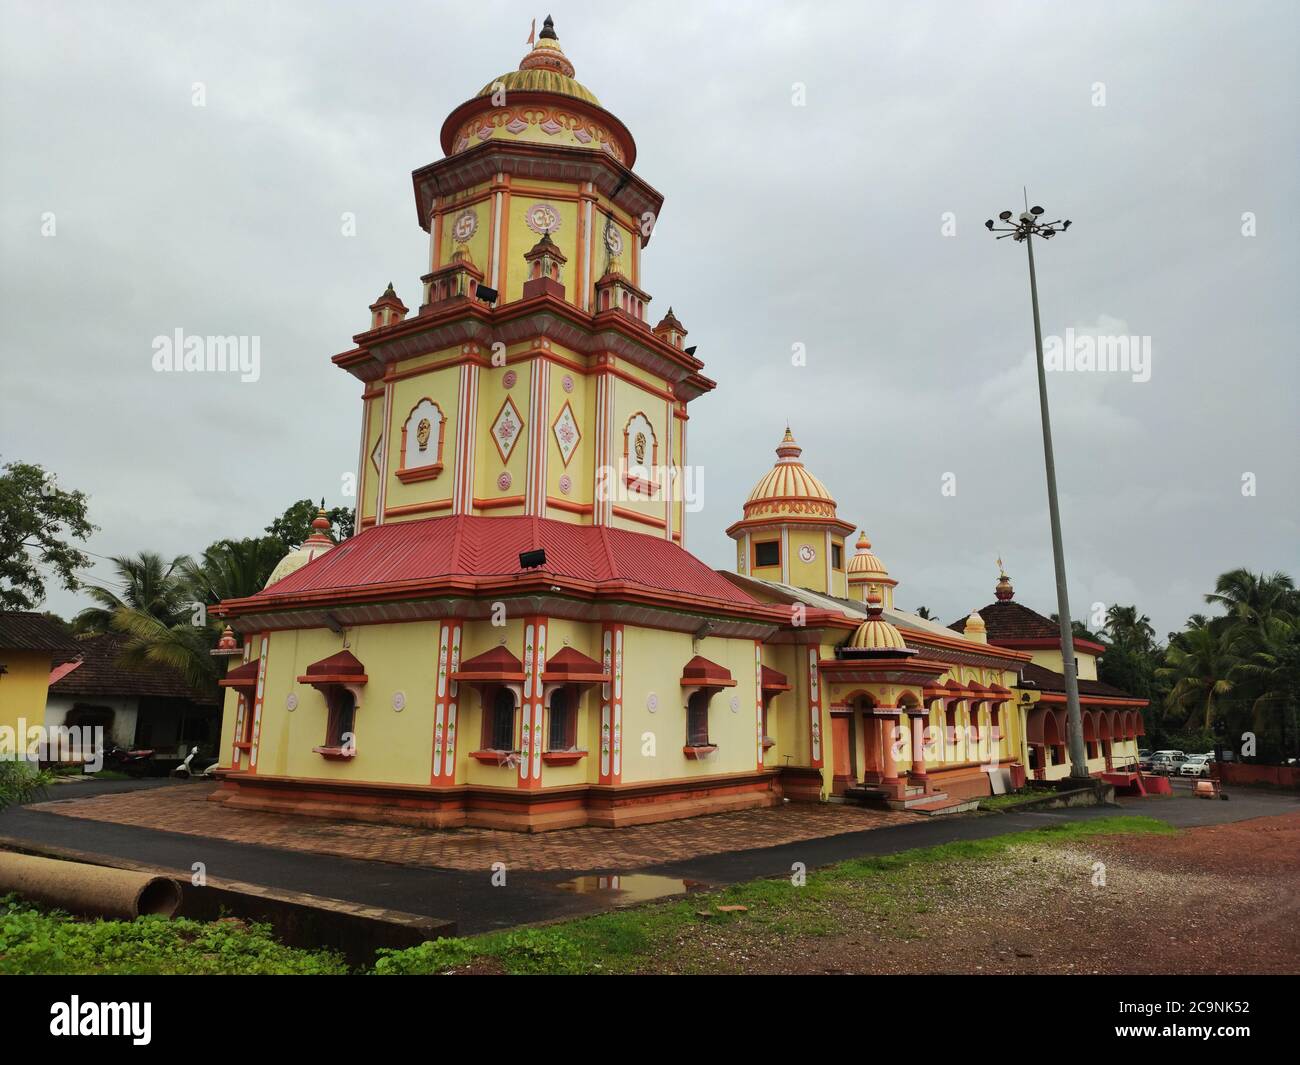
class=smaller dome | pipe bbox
[846,531,890,580]
[846,593,909,653]
[264,505,335,589]
[963,610,986,633]
[743,428,838,520]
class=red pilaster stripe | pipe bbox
[754,642,765,768]
[247,633,269,774]
[597,623,625,784]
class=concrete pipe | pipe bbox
[0,851,182,920]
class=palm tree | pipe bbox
[180,537,285,605]
[1206,569,1296,626]
[1104,605,1156,652]
[74,551,192,634]
[111,607,218,693]
[1158,620,1239,731]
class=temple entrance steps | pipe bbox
[843,784,975,815]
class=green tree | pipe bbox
[180,536,286,605]
[0,461,95,610]
[1158,619,1240,731]
[1103,604,1156,652]
[73,551,192,635]
[265,498,353,551]
[1205,568,1296,626]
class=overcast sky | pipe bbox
[2,0,1296,637]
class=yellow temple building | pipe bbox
[211,20,1146,830]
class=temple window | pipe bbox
[547,687,577,750]
[486,686,516,751]
[324,689,356,751]
[831,543,843,570]
[754,540,780,568]
[686,690,711,747]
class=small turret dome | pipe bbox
[844,592,910,654]
[846,531,890,579]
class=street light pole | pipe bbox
[986,206,1089,779]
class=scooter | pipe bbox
[104,744,155,778]
[171,745,219,780]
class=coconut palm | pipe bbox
[180,537,285,605]
[73,551,192,634]
[1104,604,1156,652]
[1158,620,1240,731]
[1205,569,1296,626]
[110,606,218,693]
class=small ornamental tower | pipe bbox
[960,610,988,644]
[995,557,1015,601]
[653,306,688,350]
[594,265,651,325]
[846,531,899,609]
[521,231,567,300]
[728,427,855,595]
[422,247,484,309]
[368,283,408,330]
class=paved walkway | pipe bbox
[24,781,915,871]
[2,777,1295,935]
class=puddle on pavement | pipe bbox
[555,874,707,905]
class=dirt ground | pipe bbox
[655,813,1300,975]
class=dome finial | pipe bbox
[775,426,801,460]
[540,14,557,40]
[995,557,1014,601]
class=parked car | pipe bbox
[1180,754,1213,777]
[1150,750,1188,774]
[1138,748,1152,761]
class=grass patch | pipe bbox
[374,815,1174,975]
[977,790,1050,811]
[0,894,347,975]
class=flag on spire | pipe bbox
[527,17,536,46]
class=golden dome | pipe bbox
[477,17,601,107]
[742,428,838,520]
[846,593,909,653]
[846,530,890,580]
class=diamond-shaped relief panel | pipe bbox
[552,402,581,466]
[491,397,524,463]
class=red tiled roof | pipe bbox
[218,660,260,694]
[244,515,757,611]
[949,601,1060,641]
[760,665,790,691]
[48,633,217,704]
[0,612,79,653]
[298,650,367,684]
[1019,662,1144,703]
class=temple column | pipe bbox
[878,708,902,798]
[908,709,929,789]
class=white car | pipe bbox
[1179,754,1214,778]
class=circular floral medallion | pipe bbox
[452,209,478,243]
[558,474,572,495]
[524,202,561,236]
[646,692,658,713]
[285,693,298,712]
[392,691,406,712]
[497,471,512,491]
[562,374,574,393]
[729,695,741,713]
[502,369,517,388]
[604,225,623,256]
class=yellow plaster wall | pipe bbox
[383,359,461,516]
[0,651,54,736]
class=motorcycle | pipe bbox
[104,744,155,778]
